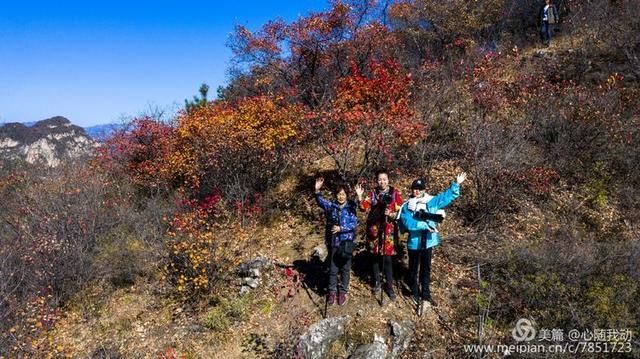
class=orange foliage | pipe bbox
[165,195,220,294]
[169,96,306,193]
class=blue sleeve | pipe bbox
[429,182,460,210]
[315,193,332,211]
[399,204,431,231]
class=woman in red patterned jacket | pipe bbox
[355,169,403,301]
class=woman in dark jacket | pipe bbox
[315,177,358,306]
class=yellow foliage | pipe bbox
[167,96,305,191]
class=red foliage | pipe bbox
[313,59,421,178]
[277,267,304,301]
[95,117,175,194]
[515,166,561,197]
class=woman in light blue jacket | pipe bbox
[398,172,467,315]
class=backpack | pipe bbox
[334,240,355,261]
[548,5,558,24]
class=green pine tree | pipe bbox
[185,83,209,113]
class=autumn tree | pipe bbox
[311,60,421,180]
[94,117,175,197]
[169,96,306,207]
[224,1,399,108]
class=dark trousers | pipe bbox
[540,21,551,44]
[372,254,393,288]
[408,247,433,300]
[328,249,351,293]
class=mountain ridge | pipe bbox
[0,116,98,167]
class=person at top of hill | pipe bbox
[355,169,403,302]
[314,177,358,306]
[398,172,467,315]
[539,0,560,46]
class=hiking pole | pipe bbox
[379,255,385,306]
[379,215,388,307]
[325,237,334,318]
[325,213,340,318]
[324,285,329,318]
[299,277,323,318]
[417,231,428,317]
[393,223,402,306]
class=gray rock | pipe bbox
[296,316,351,359]
[244,277,260,289]
[249,268,261,278]
[187,324,203,332]
[389,320,415,359]
[239,285,251,296]
[0,116,98,167]
[237,256,271,277]
[351,334,388,359]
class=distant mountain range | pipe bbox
[0,116,105,167]
[84,123,124,140]
[0,120,123,141]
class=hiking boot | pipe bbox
[420,300,430,315]
[338,292,348,306]
[372,282,381,295]
[384,285,396,301]
[327,292,337,306]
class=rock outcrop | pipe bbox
[296,316,351,359]
[351,334,388,359]
[0,116,97,167]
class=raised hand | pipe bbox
[456,172,467,185]
[354,183,364,199]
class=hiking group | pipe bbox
[314,169,467,316]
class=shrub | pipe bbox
[312,60,420,180]
[203,295,251,332]
[164,194,226,296]
[0,160,171,356]
[487,239,639,335]
[169,96,306,205]
[94,117,175,197]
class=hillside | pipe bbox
[1,1,639,358]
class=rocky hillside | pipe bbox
[0,116,97,167]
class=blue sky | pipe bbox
[0,0,328,127]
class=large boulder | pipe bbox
[351,334,388,359]
[296,316,351,359]
[389,320,415,358]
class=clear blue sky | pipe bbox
[0,0,328,127]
